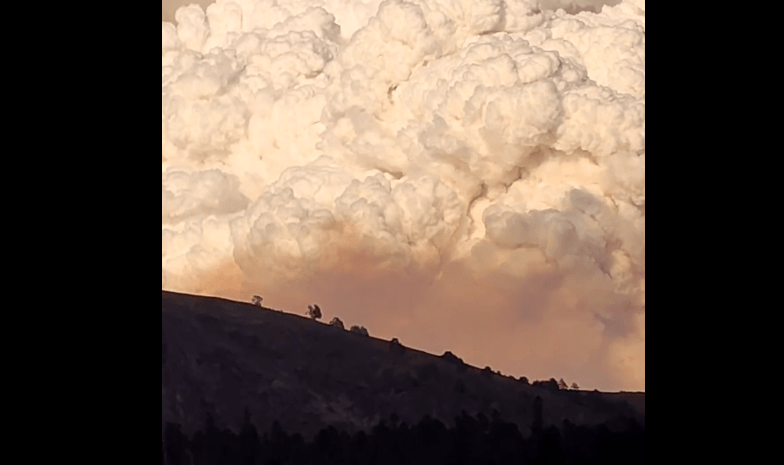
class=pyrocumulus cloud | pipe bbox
[162,0,644,391]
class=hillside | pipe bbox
[162,291,643,440]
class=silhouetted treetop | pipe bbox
[440,351,464,364]
[349,325,368,336]
[532,378,560,391]
[306,305,322,320]
[163,404,643,465]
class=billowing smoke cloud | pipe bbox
[162,0,644,391]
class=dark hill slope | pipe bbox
[162,291,643,440]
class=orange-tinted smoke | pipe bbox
[179,229,643,392]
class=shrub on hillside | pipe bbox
[306,305,322,320]
[349,325,368,336]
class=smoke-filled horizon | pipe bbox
[162,0,644,392]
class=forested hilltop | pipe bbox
[163,404,643,465]
[163,291,643,463]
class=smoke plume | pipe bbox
[162,0,645,391]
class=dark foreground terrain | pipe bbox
[162,291,644,464]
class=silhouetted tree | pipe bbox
[352,430,370,464]
[314,425,347,464]
[389,337,405,356]
[453,410,481,462]
[440,351,466,372]
[190,429,205,465]
[414,415,450,464]
[532,396,544,435]
[328,317,344,329]
[349,325,368,336]
[389,412,401,429]
[571,382,579,390]
[533,378,560,392]
[519,376,530,384]
[476,412,490,433]
[164,423,187,465]
[489,415,524,464]
[265,420,290,465]
[202,413,222,465]
[238,407,260,465]
[160,380,643,465]
[219,427,241,464]
[251,295,263,306]
[536,425,566,465]
[288,432,308,464]
[306,305,322,320]
[558,378,568,390]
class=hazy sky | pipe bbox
[162,0,645,392]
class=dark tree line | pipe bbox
[163,398,643,465]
